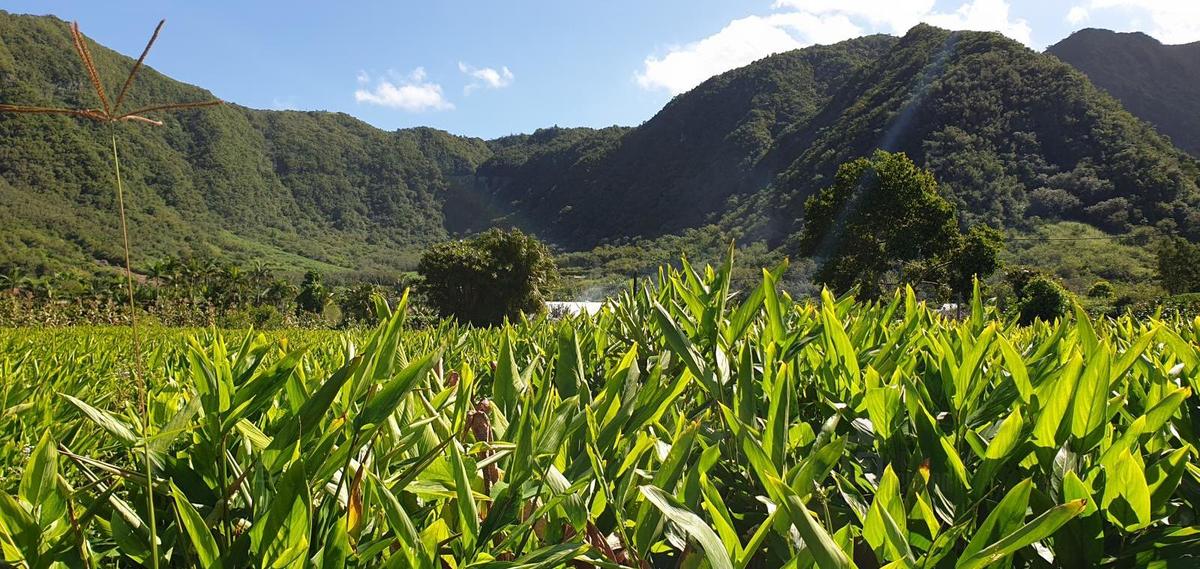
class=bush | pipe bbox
[1017,275,1072,324]
[418,228,559,326]
[1087,279,1114,298]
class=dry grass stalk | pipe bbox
[0,19,221,569]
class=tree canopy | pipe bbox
[798,151,1001,298]
[418,229,558,326]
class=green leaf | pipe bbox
[634,421,699,555]
[865,386,901,441]
[494,328,522,412]
[0,491,37,562]
[449,441,480,551]
[553,326,586,399]
[19,430,64,529]
[1147,447,1191,515]
[773,479,856,569]
[1069,344,1109,449]
[265,356,360,471]
[973,407,1024,489]
[764,362,791,469]
[957,499,1086,569]
[863,465,910,564]
[172,483,223,569]
[355,350,438,428]
[61,393,138,446]
[1143,387,1190,435]
[961,479,1032,561]
[1101,449,1152,531]
[250,460,312,568]
[996,334,1031,403]
[1033,350,1082,449]
[640,485,734,569]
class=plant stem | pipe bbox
[111,131,158,569]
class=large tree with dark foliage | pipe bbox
[798,151,1002,297]
[418,229,558,326]
[1156,237,1200,295]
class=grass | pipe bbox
[1,251,1198,567]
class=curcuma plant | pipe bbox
[1,247,1198,567]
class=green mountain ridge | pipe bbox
[757,25,1200,246]
[0,10,498,275]
[2,10,1198,279]
[1047,28,1200,158]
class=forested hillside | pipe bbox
[477,25,1200,249]
[2,10,1198,278]
[476,35,897,246]
[0,11,493,274]
[1048,28,1200,158]
[758,25,1200,247]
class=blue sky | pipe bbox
[5,1,1196,139]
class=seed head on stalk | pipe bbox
[0,19,221,569]
[0,20,222,122]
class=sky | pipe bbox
[4,1,1197,139]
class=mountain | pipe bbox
[498,25,1200,248]
[0,10,493,274]
[2,11,1198,278]
[475,35,897,246]
[755,25,1200,245]
[1048,28,1200,158]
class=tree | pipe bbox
[1015,275,1071,324]
[338,282,383,325]
[1156,237,1200,295]
[798,151,1001,297]
[418,228,559,326]
[939,225,1005,300]
[295,271,330,314]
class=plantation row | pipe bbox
[1,254,1198,567]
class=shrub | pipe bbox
[418,228,559,326]
[1087,279,1114,298]
[1017,275,1071,324]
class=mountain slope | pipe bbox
[2,11,1198,279]
[758,25,1200,244]
[470,26,1199,249]
[0,10,492,274]
[476,35,897,247]
[1048,28,1200,158]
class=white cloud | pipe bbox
[1079,1,1200,44]
[354,68,454,112]
[637,0,1034,95]
[923,0,1032,45]
[1066,6,1090,24]
[772,0,936,34]
[636,12,862,94]
[458,62,515,94]
[271,96,299,110]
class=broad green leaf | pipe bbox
[355,350,438,428]
[1033,350,1082,449]
[961,479,1032,561]
[172,483,223,569]
[956,499,1087,569]
[863,465,909,563]
[773,479,856,569]
[640,485,734,569]
[249,461,312,568]
[1101,449,1152,531]
[61,393,138,446]
[449,440,480,552]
